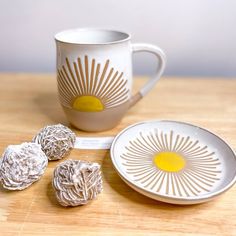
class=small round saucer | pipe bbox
[110,120,236,204]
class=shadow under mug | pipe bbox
[55,28,166,131]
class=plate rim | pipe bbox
[110,119,236,203]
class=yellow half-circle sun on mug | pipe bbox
[57,56,129,112]
[72,95,104,112]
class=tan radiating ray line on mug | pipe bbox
[105,87,128,108]
[105,87,128,103]
[84,55,89,94]
[57,81,72,102]
[60,67,78,97]
[106,78,128,99]
[93,59,109,96]
[73,62,84,94]
[62,65,78,95]
[97,67,114,96]
[57,73,73,101]
[99,71,119,98]
[91,63,100,95]
[177,136,190,153]
[102,73,124,98]
[58,69,75,97]
[173,173,183,197]
[89,59,95,95]
[58,77,74,102]
[77,57,86,94]
[58,85,71,102]
[58,70,77,97]
[58,92,70,105]
[104,91,129,107]
[65,57,81,95]
[105,94,129,108]
[98,69,117,97]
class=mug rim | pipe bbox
[55,28,131,45]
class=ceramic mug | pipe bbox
[55,28,166,131]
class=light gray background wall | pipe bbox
[0,0,236,77]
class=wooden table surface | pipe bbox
[0,74,236,235]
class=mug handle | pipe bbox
[129,43,166,107]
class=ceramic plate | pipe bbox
[110,120,236,204]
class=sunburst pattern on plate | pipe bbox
[57,55,129,112]
[121,129,222,197]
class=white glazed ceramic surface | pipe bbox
[110,120,236,204]
[55,29,166,131]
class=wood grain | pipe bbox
[0,73,236,235]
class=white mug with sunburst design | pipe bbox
[55,28,166,131]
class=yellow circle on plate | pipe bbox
[153,152,185,172]
[73,95,104,112]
